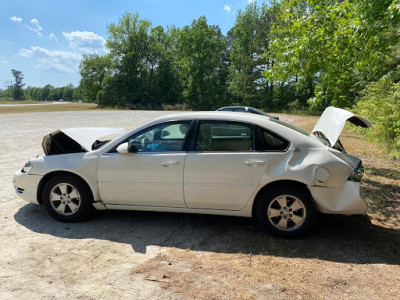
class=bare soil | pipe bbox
[0,111,399,299]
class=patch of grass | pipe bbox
[0,99,48,105]
[0,103,98,114]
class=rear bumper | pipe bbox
[13,171,42,205]
[309,181,367,215]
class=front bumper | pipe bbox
[13,171,43,205]
[309,181,367,215]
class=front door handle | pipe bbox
[160,160,180,167]
[244,159,266,167]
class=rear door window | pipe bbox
[195,121,253,151]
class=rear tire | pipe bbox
[42,175,93,222]
[257,186,316,238]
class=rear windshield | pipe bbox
[248,107,267,116]
[270,119,330,146]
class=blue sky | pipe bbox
[0,0,265,88]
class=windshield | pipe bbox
[270,119,330,146]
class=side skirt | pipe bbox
[102,203,252,217]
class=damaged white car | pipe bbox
[14,107,370,237]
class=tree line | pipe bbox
[79,0,399,113]
[0,81,83,101]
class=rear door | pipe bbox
[183,120,268,210]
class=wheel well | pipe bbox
[36,171,93,204]
[251,180,316,218]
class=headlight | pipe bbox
[21,161,32,173]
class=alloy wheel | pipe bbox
[49,182,81,216]
[267,195,306,231]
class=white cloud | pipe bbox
[30,18,42,30]
[62,31,106,53]
[247,0,254,3]
[49,33,58,41]
[10,16,22,23]
[0,60,7,64]
[19,46,81,73]
[10,16,44,37]
[26,18,43,37]
[224,5,232,12]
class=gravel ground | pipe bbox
[0,110,183,299]
[0,110,398,299]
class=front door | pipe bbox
[98,121,191,207]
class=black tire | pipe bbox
[257,186,316,238]
[42,175,94,222]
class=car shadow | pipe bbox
[14,204,399,265]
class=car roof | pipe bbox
[217,106,268,115]
[218,106,249,109]
[148,111,268,125]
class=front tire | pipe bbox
[257,186,316,238]
[42,175,93,222]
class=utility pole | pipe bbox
[4,80,12,89]
[4,81,13,101]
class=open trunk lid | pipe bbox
[42,127,127,155]
[312,106,371,147]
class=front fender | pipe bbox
[36,153,100,201]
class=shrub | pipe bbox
[354,77,400,157]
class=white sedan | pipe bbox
[14,107,370,237]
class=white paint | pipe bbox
[60,127,127,151]
[14,109,369,217]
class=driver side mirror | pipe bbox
[116,142,129,154]
[116,142,138,154]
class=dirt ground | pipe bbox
[0,110,399,299]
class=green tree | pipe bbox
[177,16,228,110]
[228,3,275,108]
[62,83,74,101]
[11,69,25,100]
[267,0,400,109]
[105,13,153,107]
[90,13,184,108]
[72,86,83,100]
[146,26,183,106]
[355,73,400,155]
[79,54,110,103]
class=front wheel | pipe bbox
[42,175,93,222]
[257,186,316,238]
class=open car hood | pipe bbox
[312,107,371,147]
[42,127,127,155]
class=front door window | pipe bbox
[128,121,191,153]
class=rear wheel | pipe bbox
[257,186,316,238]
[42,175,93,222]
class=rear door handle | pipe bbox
[244,159,266,167]
[160,160,180,167]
